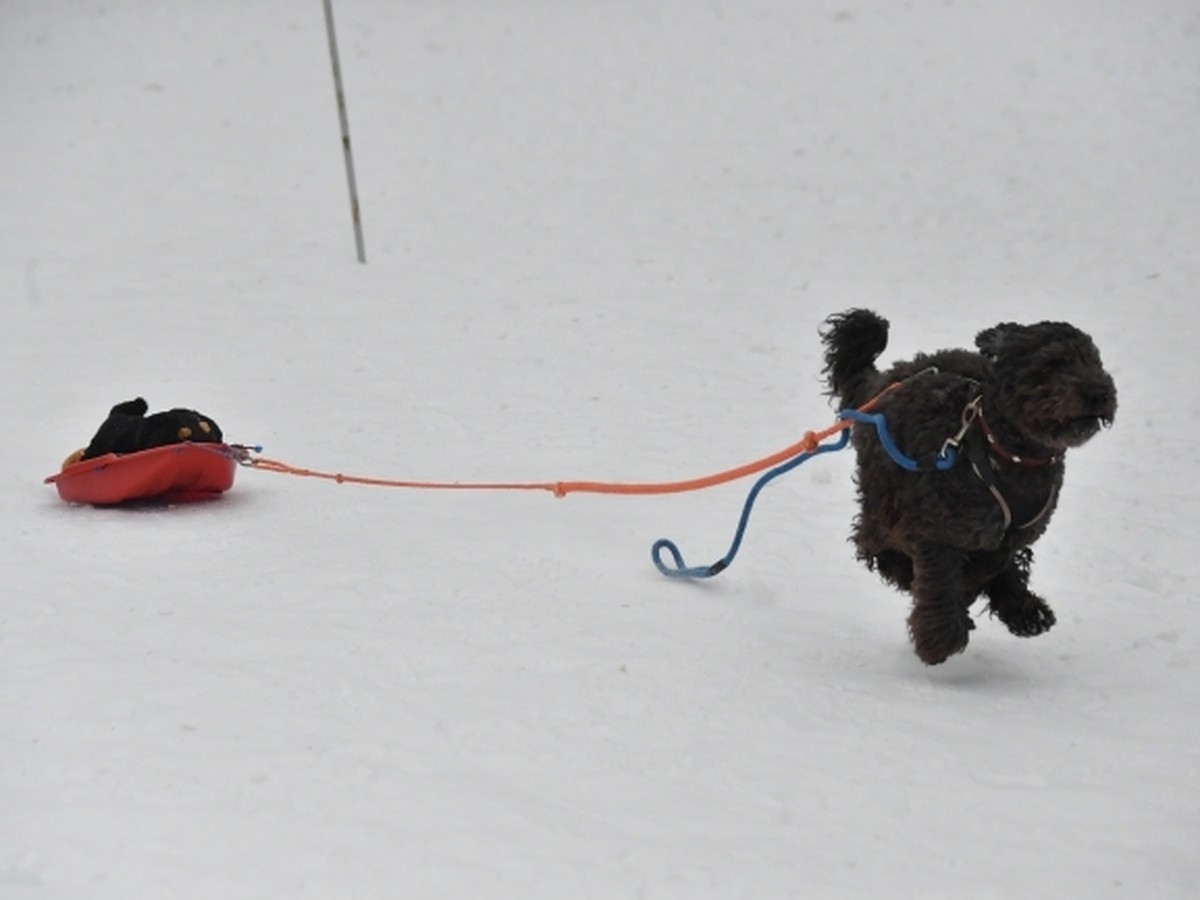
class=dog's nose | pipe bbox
[1083,382,1117,416]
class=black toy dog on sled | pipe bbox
[821,310,1116,665]
[64,398,223,467]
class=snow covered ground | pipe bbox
[3,1,1198,897]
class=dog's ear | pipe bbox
[109,397,149,417]
[975,323,1023,360]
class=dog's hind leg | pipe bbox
[872,549,914,591]
[907,543,974,665]
[983,548,1057,638]
[852,515,916,590]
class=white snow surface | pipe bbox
[3,1,1199,897]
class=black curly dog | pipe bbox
[821,310,1116,665]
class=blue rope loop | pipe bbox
[652,428,852,579]
[652,407,957,580]
[836,409,957,472]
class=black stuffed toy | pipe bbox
[67,398,224,465]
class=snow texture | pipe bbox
[3,1,1198,897]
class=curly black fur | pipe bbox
[821,310,1116,665]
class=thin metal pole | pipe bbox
[322,0,366,263]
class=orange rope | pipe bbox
[247,383,901,498]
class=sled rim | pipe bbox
[45,442,238,505]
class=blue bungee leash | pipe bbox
[651,404,961,580]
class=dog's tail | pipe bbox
[820,309,889,408]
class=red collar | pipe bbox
[976,407,1060,468]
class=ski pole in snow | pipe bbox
[322,0,366,263]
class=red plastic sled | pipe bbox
[45,443,238,505]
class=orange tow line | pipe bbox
[243,382,901,498]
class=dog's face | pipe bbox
[976,321,1117,451]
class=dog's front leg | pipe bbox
[907,543,973,665]
[983,549,1057,638]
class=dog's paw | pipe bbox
[994,599,1057,638]
[908,606,972,665]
